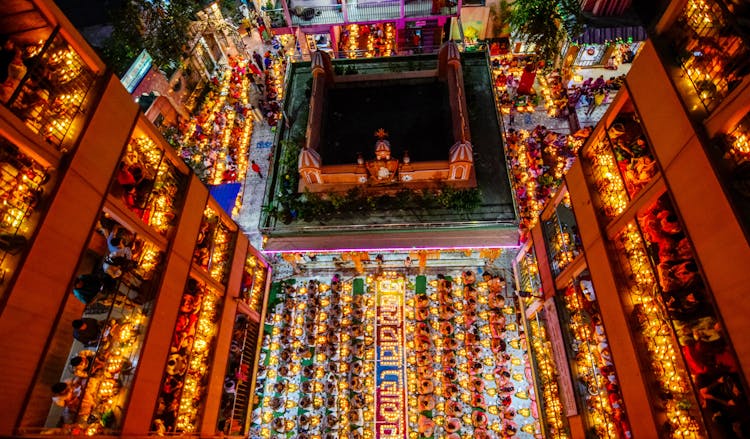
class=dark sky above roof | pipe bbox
[56,0,124,28]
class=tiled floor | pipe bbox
[237,122,275,250]
[235,32,278,251]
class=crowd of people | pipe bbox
[567,74,626,118]
[641,195,750,437]
[491,50,629,126]
[505,125,592,238]
[338,23,396,58]
[50,214,160,432]
[168,37,286,198]
[492,56,539,119]
[251,270,540,437]
[412,271,537,438]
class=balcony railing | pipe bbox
[3,27,99,152]
[714,110,750,239]
[193,206,237,285]
[263,7,289,27]
[404,0,457,17]
[111,135,188,238]
[0,135,52,300]
[668,0,749,112]
[270,0,457,28]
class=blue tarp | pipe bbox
[209,183,242,216]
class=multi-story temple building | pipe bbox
[0,0,749,438]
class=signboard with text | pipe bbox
[375,278,407,438]
[543,298,578,417]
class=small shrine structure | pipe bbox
[297,42,477,193]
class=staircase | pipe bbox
[397,21,442,54]
[223,320,260,435]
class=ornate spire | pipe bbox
[374,128,389,139]
[374,128,391,160]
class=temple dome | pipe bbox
[449,141,473,163]
[375,139,391,160]
[298,147,322,169]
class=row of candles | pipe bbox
[175,288,220,432]
[515,247,569,438]
[210,59,253,188]
[560,278,631,438]
[242,252,269,314]
[584,137,629,218]
[125,135,183,236]
[343,24,396,59]
[254,278,377,437]
[614,223,705,437]
[68,237,163,434]
[197,207,235,285]
[404,274,538,438]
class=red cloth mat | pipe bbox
[517,66,536,95]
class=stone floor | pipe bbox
[235,32,279,251]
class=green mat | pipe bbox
[267,282,284,311]
[353,278,365,295]
[415,276,427,294]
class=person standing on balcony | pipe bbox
[411,32,421,54]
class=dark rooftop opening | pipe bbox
[319,77,453,165]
